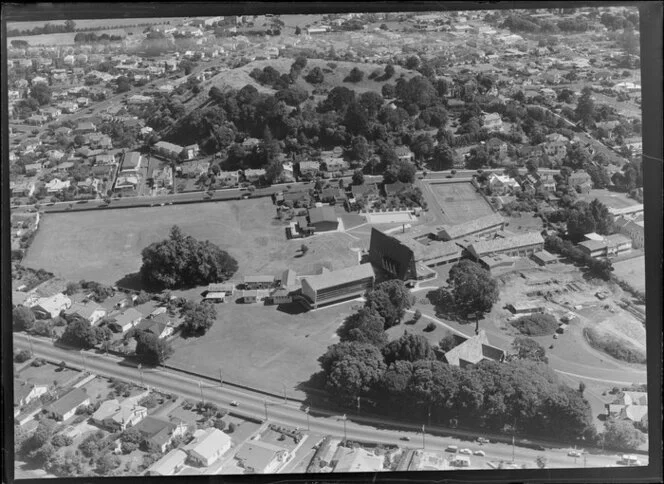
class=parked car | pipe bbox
[230,400,239,407]
[568,450,582,458]
[446,445,458,453]
[400,436,411,441]
[459,448,472,455]
[473,450,486,457]
[477,437,490,444]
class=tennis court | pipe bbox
[425,181,495,225]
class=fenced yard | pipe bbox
[423,181,495,225]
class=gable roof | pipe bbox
[47,388,89,415]
[308,206,337,224]
[148,448,188,475]
[184,428,231,461]
[444,330,505,366]
[467,232,544,258]
[235,440,287,472]
[244,275,275,284]
[136,416,175,439]
[114,307,143,326]
[302,263,374,292]
[280,269,297,288]
[437,213,505,240]
[14,379,46,405]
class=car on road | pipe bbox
[473,450,486,457]
[446,445,458,453]
[230,400,239,407]
[400,436,411,441]
[476,437,490,444]
[568,450,582,458]
[459,448,472,455]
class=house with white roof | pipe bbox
[29,293,72,319]
[184,428,231,466]
[65,301,106,325]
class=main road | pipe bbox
[14,333,638,470]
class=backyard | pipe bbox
[22,197,360,286]
[167,300,362,399]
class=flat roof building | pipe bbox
[308,206,339,232]
[301,264,375,309]
[465,232,544,260]
[436,213,505,241]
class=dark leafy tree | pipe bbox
[181,302,217,336]
[430,143,457,171]
[352,169,365,186]
[30,83,52,105]
[339,307,388,347]
[13,306,36,332]
[383,331,436,365]
[447,260,499,317]
[602,419,646,451]
[575,87,596,129]
[140,226,238,289]
[512,336,549,363]
[365,280,413,329]
[346,67,365,83]
[135,331,174,365]
[60,319,99,349]
[305,67,324,84]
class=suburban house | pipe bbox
[615,217,645,249]
[578,234,632,259]
[218,171,240,186]
[136,316,174,339]
[10,180,36,197]
[30,293,72,319]
[64,301,106,325]
[14,379,49,408]
[46,388,91,422]
[394,145,415,163]
[323,157,348,172]
[153,141,185,160]
[568,170,593,193]
[243,275,275,290]
[74,122,97,134]
[443,330,506,367]
[45,178,71,193]
[234,440,291,474]
[308,206,339,232]
[369,226,462,281]
[320,187,348,205]
[112,307,143,333]
[177,160,210,178]
[91,398,148,431]
[436,213,505,241]
[487,174,519,195]
[88,133,113,150]
[121,151,143,172]
[301,263,375,309]
[482,112,503,132]
[181,144,200,160]
[299,161,320,177]
[464,232,545,260]
[244,168,266,182]
[147,449,188,476]
[184,428,231,466]
[135,416,187,453]
[114,174,140,192]
[606,391,648,424]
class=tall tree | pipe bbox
[135,331,174,365]
[365,280,413,329]
[180,302,217,336]
[383,331,436,365]
[13,306,36,332]
[447,260,500,317]
[512,336,549,363]
[575,87,596,129]
[339,307,387,347]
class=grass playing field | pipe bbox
[612,255,646,292]
[23,197,359,286]
[168,300,362,397]
[424,181,495,225]
[578,189,641,210]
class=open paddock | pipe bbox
[22,197,359,286]
[612,256,645,293]
[422,181,495,225]
[578,189,641,210]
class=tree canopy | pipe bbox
[140,225,238,289]
[447,260,500,316]
[382,331,436,365]
[180,302,217,337]
[365,280,413,329]
[135,331,174,365]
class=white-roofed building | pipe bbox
[184,428,231,466]
[301,264,374,309]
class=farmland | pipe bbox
[22,197,359,286]
[422,181,496,225]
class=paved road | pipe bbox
[14,334,639,470]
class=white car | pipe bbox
[230,400,239,407]
[568,450,582,458]
[459,448,472,455]
[473,450,486,457]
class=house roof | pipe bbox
[114,308,143,326]
[300,161,320,170]
[302,263,374,292]
[235,440,287,472]
[467,232,544,257]
[622,391,648,406]
[47,388,89,416]
[394,145,413,157]
[437,213,505,240]
[66,301,104,320]
[122,151,142,170]
[136,416,176,439]
[184,428,230,462]
[444,330,505,366]
[154,141,183,154]
[578,239,607,251]
[33,293,71,314]
[308,206,337,224]
[148,448,188,475]
[14,379,45,406]
[244,275,275,284]
[622,405,648,422]
[532,250,558,263]
[608,204,643,216]
[208,283,234,292]
[280,269,297,288]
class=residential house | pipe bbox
[154,141,185,161]
[135,416,187,453]
[301,263,375,309]
[244,168,266,183]
[88,133,113,150]
[10,180,36,198]
[333,447,384,473]
[47,149,66,162]
[218,171,240,186]
[14,380,49,408]
[482,112,503,132]
[567,170,593,193]
[234,440,291,474]
[323,157,348,173]
[443,330,506,367]
[536,173,557,193]
[91,398,148,431]
[58,101,79,114]
[30,293,72,319]
[299,161,320,177]
[394,145,415,163]
[320,187,347,205]
[112,307,143,332]
[152,166,173,188]
[349,183,380,205]
[181,144,200,160]
[65,301,106,325]
[487,173,519,195]
[177,160,209,178]
[46,388,90,422]
[74,122,97,134]
[147,449,188,476]
[114,174,140,192]
[27,114,47,126]
[135,316,174,339]
[184,428,231,466]
[76,177,100,193]
[308,206,339,232]
[485,138,509,162]
[23,162,42,176]
[540,140,567,166]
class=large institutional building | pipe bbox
[300,263,375,309]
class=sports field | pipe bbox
[424,181,495,225]
[168,300,361,397]
[22,198,358,286]
[612,255,646,292]
[578,189,640,210]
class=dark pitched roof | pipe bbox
[308,206,337,224]
[384,181,411,197]
[47,388,88,415]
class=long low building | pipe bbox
[578,233,632,259]
[436,213,505,241]
[369,227,462,281]
[301,264,375,309]
[465,232,544,260]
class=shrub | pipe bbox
[583,327,646,364]
[15,350,31,363]
[423,322,436,332]
[510,313,559,336]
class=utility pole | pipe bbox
[357,396,361,415]
[342,414,347,443]
[263,399,269,420]
[219,368,223,387]
[304,406,310,431]
[422,424,426,450]
[512,435,515,463]
[27,333,35,357]
[198,381,205,404]
[138,363,144,387]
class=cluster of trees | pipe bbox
[549,199,615,242]
[7,19,76,37]
[140,225,238,289]
[180,301,217,336]
[60,318,113,349]
[545,234,614,280]
[74,32,124,43]
[510,314,559,336]
[134,330,174,365]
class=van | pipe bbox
[446,445,458,452]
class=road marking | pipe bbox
[553,369,646,386]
